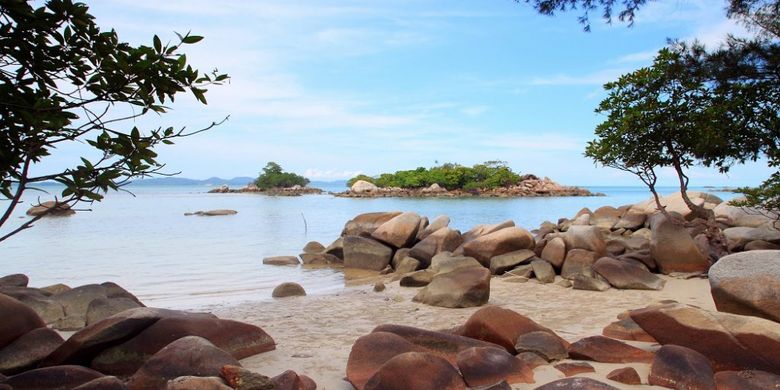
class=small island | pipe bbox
[208,162,323,196]
[336,161,599,198]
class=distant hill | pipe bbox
[127,176,255,187]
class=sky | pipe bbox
[37,0,775,186]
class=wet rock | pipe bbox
[593,257,665,290]
[572,274,610,291]
[514,331,568,362]
[73,376,128,390]
[649,345,716,390]
[298,252,341,265]
[0,327,64,375]
[324,237,344,260]
[409,228,463,267]
[220,365,274,390]
[709,250,780,322]
[0,274,28,287]
[489,250,535,275]
[399,270,434,287]
[1,365,103,390]
[561,249,597,279]
[714,370,780,390]
[262,256,300,266]
[343,236,393,271]
[650,214,710,274]
[187,209,238,216]
[606,367,641,385]
[531,259,555,283]
[568,335,653,363]
[457,347,534,387]
[540,237,566,269]
[272,282,306,298]
[630,303,780,373]
[553,362,595,377]
[459,306,565,354]
[413,266,490,308]
[371,212,422,248]
[364,352,467,390]
[536,377,619,389]
[127,336,238,390]
[0,293,45,349]
[462,227,535,266]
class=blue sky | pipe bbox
[41,0,774,186]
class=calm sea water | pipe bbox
[0,184,737,310]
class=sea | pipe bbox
[0,183,738,310]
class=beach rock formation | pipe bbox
[263,256,300,266]
[25,201,76,217]
[184,209,238,216]
[363,352,467,390]
[567,335,654,364]
[648,345,716,390]
[458,306,566,354]
[709,250,780,322]
[0,327,63,375]
[413,266,490,308]
[272,282,306,298]
[0,365,104,390]
[456,347,534,387]
[649,213,711,274]
[371,212,422,248]
[461,227,535,266]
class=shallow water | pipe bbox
[0,184,736,310]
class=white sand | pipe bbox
[214,274,715,390]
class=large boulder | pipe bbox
[418,215,451,240]
[591,206,622,230]
[91,313,275,375]
[649,345,716,390]
[560,249,597,279]
[613,209,647,230]
[723,226,780,251]
[630,303,780,373]
[709,250,780,323]
[567,335,654,363]
[540,236,566,269]
[489,250,535,275]
[0,274,28,287]
[563,226,606,256]
[0,293,45,349]
[649,214,711,274]
[429,252,482,274]
[637,191,722,220]
[531,259,555,283]
[714,202,777,228]
[514,331,569,362]
[73,376,129,390]
[593,257,665,290]
[714,370,780,390]
[127,336,239,390]
[458,306,565,354]
[456,347,534,387]
[0,327,64,375]
[535,377,619,390]
[0,365,103,390]
[262,256,300,266]
[408,227,463,266]
[413,266,490,308]
[462,227,534,266]
[0,287,63,325]
[343,236,393,271]
[342,212,402,237]
[86,297,143,326]
[371,212,422,248]
[462,220,515,243]
[350,180,379,194]
[272,282,306,298]
[371,324,501,365]
[346,331,426,390]
[363,352,467,390]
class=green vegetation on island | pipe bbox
[255,162,310,190]
[346,161,525,191]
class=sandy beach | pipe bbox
[215,274,714,389]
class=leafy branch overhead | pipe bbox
[0,0,228,242]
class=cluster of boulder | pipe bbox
[0,275,316,390]
[208,185,323,196]
[338,177,597,198]
[25,201,75,217]
[345,302,780,389]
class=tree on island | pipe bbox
[254,162,309,190]
[523,0,780,223]
[347,161,524,191]
[0,1,228,242]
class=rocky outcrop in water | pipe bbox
[336,177,599,198]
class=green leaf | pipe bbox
[182,35,203,44]
[153,35,162,53]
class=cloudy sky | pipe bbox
[43,0,773,186]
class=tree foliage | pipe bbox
[0,0,228,242]
[518,0,649,31]
[347,161,523,191]
[254,162,309,190]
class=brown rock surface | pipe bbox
[462,227,535,266]
[709,250,780,322]
[567,335,654,363]
[1,365,103,390]
[593,257,665,290]
[606,367,641,385]
[413,266,491,308]
[363,352,467,390]
[459,306,566,354]
[714,370,780,390]
[371,212,422,248]
[456,347,534,387]
[649,345,716,390]
[0,293,45,349]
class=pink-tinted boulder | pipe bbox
[456,347,534,387]
[649,345,716,390]
[364,352,467,390]
[567,335,654,364]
